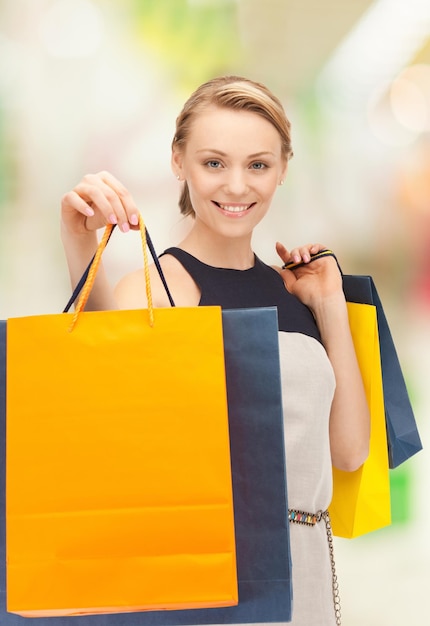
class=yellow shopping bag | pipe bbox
[329,302,391,538]
[6,221,237,617]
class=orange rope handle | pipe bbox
[138,214,154,327]
[69,224,114,331]
[69,216,154,331]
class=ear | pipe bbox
[171,148,184,180]
[280,160,288,183]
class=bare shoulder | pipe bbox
[157,253,201,306]
[114,253,200,309]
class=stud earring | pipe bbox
[279,179,284,186]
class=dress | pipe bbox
[162,248,338,626]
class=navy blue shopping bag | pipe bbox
[343,274,422,468]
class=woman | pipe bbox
[61,75,370,625]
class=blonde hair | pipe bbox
[172,75,293,217]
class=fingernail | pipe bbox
[303,254,310,263]
[109,214,117,224]
[130,214,139,226]
[121,222,130,233]
[85,207,95,217]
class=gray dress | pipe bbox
[279,332,336,625]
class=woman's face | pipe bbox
[172,106,287,240]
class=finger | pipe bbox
[97,171,140,230]
[288,247,306,264]
[276,242,307,269]
[61,189,95,218]
[290,244,326,264]
[73,180,124,225]
[75,172,139,232]
[275,241,291,263]
[81,174,129,228]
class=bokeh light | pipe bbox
[38,0,104,58]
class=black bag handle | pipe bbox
[282,249,343,274]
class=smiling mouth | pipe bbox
[214,202,255,213]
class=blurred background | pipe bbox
[0,0,428,623]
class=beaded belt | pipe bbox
[287,508,341,625]
[288,508,326,526]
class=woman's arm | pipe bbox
[275,242,370,472]
[311,292,370,471]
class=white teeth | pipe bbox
[218,204,251,213]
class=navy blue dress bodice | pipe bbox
[161,247,321,343]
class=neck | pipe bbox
[178,223,255,270]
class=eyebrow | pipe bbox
[196,149,276,158]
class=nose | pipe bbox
[224,168,249,197]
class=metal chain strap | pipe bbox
[322,511,342,625]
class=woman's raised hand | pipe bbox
[275,241,343,311]
[61,171,140,235]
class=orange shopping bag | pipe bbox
[6,220,237,617]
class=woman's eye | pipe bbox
[250,162,267,170]
[206,160,222,169]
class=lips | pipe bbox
[214,202,255,213]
